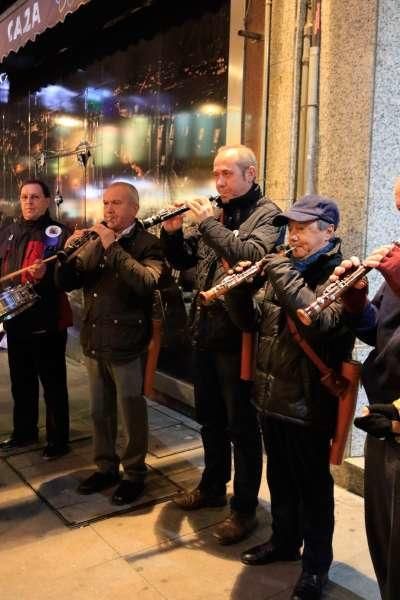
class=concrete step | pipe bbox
[332,457,364,497]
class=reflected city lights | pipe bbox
[198,102,224,116]
[54,115,83,128]
[0,73,10,104]
[36,85,78,111]
[85,87,112,102]
[101,125,119,166]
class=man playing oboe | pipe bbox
[225,195,355,600]
[330,179,400,600]
[161,145,282,545]
[57,182,164,505]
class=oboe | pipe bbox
[200,246,294,305]
[297,240,400,326]
[141,197,218,229]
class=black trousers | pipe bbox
[193,349,262,514]
[261,416,334,575]
[364,435,400,600]
[7,330,69,446]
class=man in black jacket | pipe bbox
[226,195,355,599]
[161,144,282,545]
[0,179,72,459]
[57,182,163,505]
[330,180,400,600]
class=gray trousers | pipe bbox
[85,355,148,481]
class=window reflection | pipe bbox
[0,6,229,385]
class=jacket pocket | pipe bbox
[102,314,150,356]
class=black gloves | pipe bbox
[354,403,400,439]
[369,404,400,420]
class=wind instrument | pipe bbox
[297,240,400,325]
[56,229,99,263]
[200,246,294,305]
[141,197,218,229]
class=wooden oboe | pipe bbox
[297,240,400,326]
[200,246,293,305]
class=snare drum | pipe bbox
[0,283,39,322]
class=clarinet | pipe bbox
[200,246,294,305]
[141,197,218,229]
[297,240,400,326]
[57,226,105,263]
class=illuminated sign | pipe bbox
[0,0,90,62]
[7,2,41,43]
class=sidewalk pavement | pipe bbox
[0,352,379,600]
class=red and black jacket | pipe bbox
[0,211,72,337]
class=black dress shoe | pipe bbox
[213,511,258,545]
[241,540,301,565]
[173,487,227,510]
[111,480,145,505]
[78,471,120,495]
[42,444,70,460]
[291,571,328,600]
[0,437,38,451]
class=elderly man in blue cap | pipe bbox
[225,195,355,600]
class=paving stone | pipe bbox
[6,441,180,526]
[148,423,202,458]
[147,405,180,431]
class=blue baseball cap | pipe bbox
[273,194,340,229]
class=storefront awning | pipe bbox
[1,0,228,98]
[0,0,90,62]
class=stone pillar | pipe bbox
[265,0,298,210]
[366,0,400,272]
[318,0,378,258]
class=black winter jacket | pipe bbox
[226,240,355,434]
[0,212,71,337]
[160,184,282,352]
[56,221,163,363]
[349,283,400,404]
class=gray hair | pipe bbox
[108,181,139,207]
[317,219,335,232]
[216,144,257,178]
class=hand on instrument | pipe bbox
[186,197,215,223]
[330,256,363,286]
[65,229,87,248]
[91,223,116,250]
[329,256,368,314]
[162,204,185,233]
[364,244,393,268]
[375,244,400,296]
[228,260,252,275]
[28,258,46,281]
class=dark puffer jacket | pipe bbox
[56,222,163,363]
[226,240,355,435]
[160,184,282,352]
[0,212,72,336]
[348,283,400,404]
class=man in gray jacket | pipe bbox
[57,182,163,505]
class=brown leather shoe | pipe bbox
[213,511,258,545]
[173,487,227,510]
